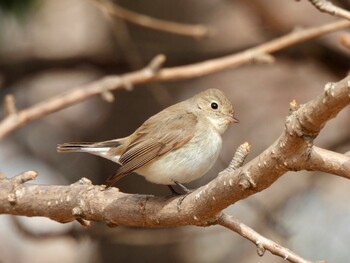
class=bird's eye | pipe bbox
[211,102,218,109]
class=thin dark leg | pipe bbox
[168,185,181,195]
[174,181,192,194]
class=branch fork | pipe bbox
[7,171,38,205]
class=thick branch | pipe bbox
[1,20,349,140]
[92,0,210,38]
[0,176,323,262]
[1,177,189,226]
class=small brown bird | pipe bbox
[57,89,238,193]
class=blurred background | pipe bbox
[0,0,350,262]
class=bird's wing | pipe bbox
[106,111,197,186]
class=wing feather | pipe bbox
[106,111,197,186]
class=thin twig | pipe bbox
[7,171,38,205]
[11,170,38,185]
[4,94,17,116]
[0,20,349,141]
[217,213,314,263]
[147,54,166,72]
[226,142,251,172]
[308,0,350,21]
[92,0,211,38]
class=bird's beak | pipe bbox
[228,115,239,124]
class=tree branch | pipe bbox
[1,75,349,262]
[294,146,350,178]
[217,213,316,263]
[308,0,350,21]
[339,33,350,49]
[0,20,349,141]
[91,0,211,38]
[156,20,350,79]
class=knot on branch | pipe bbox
[73,177,93,187]
[238,171,256,190]
[285,110,318,143]
[323,82,336,102]
[248,51,275,65]
[256,241,266,256]
[72,206,91,227]
[289,99,299,113]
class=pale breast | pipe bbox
[136,128,222,185]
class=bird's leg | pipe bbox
[168,185,181,195]
[168,184,181,195]
[167,181,193,195]
[174,181,193,194]
[171,181,194,209]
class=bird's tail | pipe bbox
[57,139,123,163]
[57,142,96,153]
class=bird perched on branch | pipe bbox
[57,89,238,194]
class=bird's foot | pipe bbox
[168,181,193,195]
[174,181,193,194]
[168,181,194,210]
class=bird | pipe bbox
[57,88,238,194]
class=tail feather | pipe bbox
[58,139,128,186]
[57,142,95,153]
[57,139,123,163]
[57,139,122,152]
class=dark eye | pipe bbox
[211,102,218,109]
